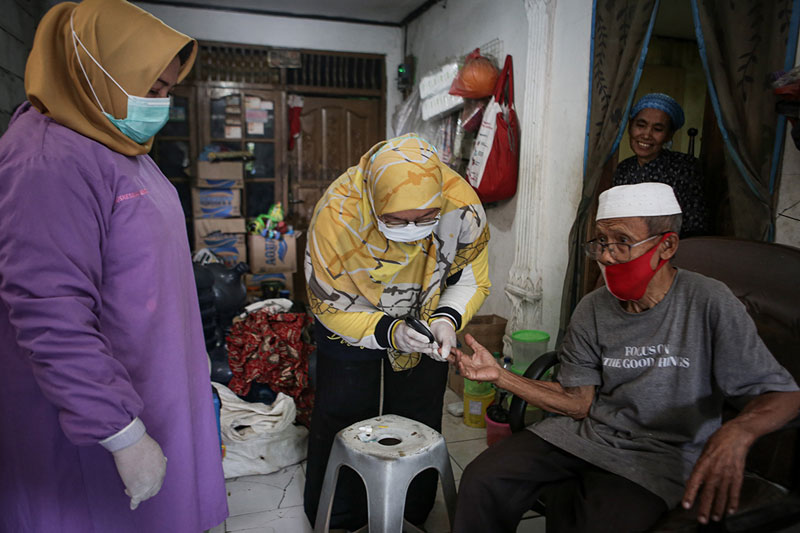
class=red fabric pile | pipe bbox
[226,311,315,425]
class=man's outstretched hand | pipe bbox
[450,334,502,383]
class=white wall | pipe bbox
[536,0,593,342]
[405,0,529,321]
[136,2,404,134]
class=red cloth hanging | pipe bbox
[287,95,304,150]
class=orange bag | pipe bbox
[449,49,499,99]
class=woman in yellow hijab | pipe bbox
[304,134,490,530]
[0,1,227,531]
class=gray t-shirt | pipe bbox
[532,269,798,507]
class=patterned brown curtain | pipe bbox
[557,0,659,342]
[692,0,797,240]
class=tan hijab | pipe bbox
[25,0,197,156]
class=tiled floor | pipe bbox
[207,388,545,533]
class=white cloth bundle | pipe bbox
[211,382,307,478]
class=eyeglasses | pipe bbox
[583,232,668,262]
[380,215,440,229]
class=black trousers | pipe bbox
[453,431,667,533]
[303,350,449,530]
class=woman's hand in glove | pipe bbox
[392,321,434,354]
[111,432,168,510]
[429,318,457,362]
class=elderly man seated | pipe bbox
[450,183,800,532]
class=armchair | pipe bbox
[508,237,800,532]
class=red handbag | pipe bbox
[465,55,520,203]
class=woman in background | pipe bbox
[612,93,710,237]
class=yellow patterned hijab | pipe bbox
[25,0,196,156]
[307,134,488,368]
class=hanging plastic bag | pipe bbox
[465,55,520,204]
[449,49,500,99]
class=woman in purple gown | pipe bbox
[0,0,227,531]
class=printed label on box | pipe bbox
[192,188,241,218]
[193,218,247,268]
[247,234,298,273]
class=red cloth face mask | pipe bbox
[600,233,672,301]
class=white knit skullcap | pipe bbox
[596,183,682,220]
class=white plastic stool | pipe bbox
[313,414,458,533]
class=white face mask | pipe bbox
[376,218,436,242]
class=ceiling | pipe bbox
[139,0,436,26]
[138,0,699,39]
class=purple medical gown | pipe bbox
[0,104,228,532]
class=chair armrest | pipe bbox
[508,351,559,433]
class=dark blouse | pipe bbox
[612,150,710,237]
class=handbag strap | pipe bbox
[494,55,514,105]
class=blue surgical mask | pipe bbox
[71,13,171,144]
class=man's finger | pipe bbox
[682,459,709,509]
[464,334,487,353]
[710,475,732,522]
[695,475,721,524]
[725,468,743,516]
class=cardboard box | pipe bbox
[192,187,242,218]
[247,233,298,273]
[456,314,508,356]
[448,364,465,399]
[194,218,247,267]
[244,272,294,303]
[195,161,244,189]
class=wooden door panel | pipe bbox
[291,97,381,228]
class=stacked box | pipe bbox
[195,161,244,189]
[192,188,242,218]
[192,161,243,218]
[192,161,245,263]
[247,233,298,274]
[194,218,247,268]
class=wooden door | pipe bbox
[289,96,382,229]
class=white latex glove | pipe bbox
[429,318,457,362]
[111,432,168,510]
[393,321,435,354]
